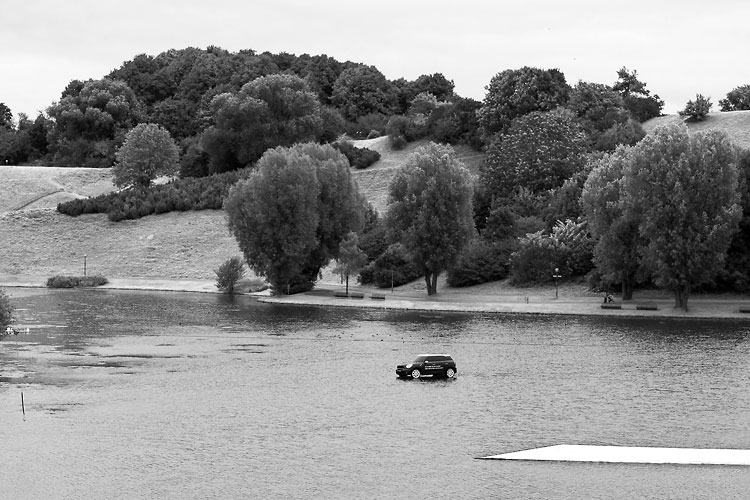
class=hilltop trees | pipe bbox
[719,84,750,111]
[477,66,570,140]
[613,67,664,122]
[112,123,179,188]
[386,143,475,295]
[201,74,323,173]
[224,143,365,294]
[679,94,712,121]
[46,78,145,168]
[331,65,396,122]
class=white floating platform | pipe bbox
[481,445,750,465]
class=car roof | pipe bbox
[417,353,452,357]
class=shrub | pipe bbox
[446,240,514,287]
[46,275,108,288]
[332,140,381,169]
[359,243,422,288]
[215,256,246,294]
[679,94,712,121]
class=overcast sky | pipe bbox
[3,0,749,120]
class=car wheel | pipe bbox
[410,369,421,379]
[445,368,456,378]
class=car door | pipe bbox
[424,356,442,375]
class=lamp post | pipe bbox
[83,254,87,276]
[552,267,561,299]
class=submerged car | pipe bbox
[396,354,456,379]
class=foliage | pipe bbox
[332,232,368,293]
[46,78,145,167]
[446,239,513,287]
[201,74,323,173]
[331,65,397,121]
[46,275,108,288]
[582,147,643,299]
[57,168,247,220]
[386,115,417,149]
[594,119,645,151]
[719,84,750,111]
[214,256,246,294]
[0,289,13,329]
[224,143,365,294]
[567,81,634,150]
[510,219,594,284]
[385,142,475,295]
[358,243,422,288]
[481,109,588,198]
[0,103,12,129]
[612,67,664,122]
[113,123,179,187]
[623,124,741,310]
[331,139,381,169]
[477,66,570,140]
[679,94,712,121]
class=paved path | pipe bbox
[3,273,750,319]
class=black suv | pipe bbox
[396,354,456,379]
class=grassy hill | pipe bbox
[642,110,750,150]
[0,138,484,281]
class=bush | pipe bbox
[332,140,381,169]
[215,256,246,293]
[679,94,712,121]
[446,240,513,287]
[359,243,422,288]
[46,275,108,288]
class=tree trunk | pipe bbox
[673,283,690,311]
[622,277,634,301]
[424,270,438,295]
[430,272,438,295]
[345,273,349,295]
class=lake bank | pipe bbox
[3,273,750,320]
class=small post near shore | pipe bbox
[21,392,25,420]
[552,268,562,299]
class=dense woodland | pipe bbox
[2,47,750,304]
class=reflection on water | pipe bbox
[2,289,750,499]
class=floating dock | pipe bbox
[480,445,750,465]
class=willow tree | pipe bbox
[624,124,740,310]
[385,142,475,295]
[224,142,365,294]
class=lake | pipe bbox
[2,288,750,499]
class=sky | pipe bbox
[2,0,749,121]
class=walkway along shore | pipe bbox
[3,273,750,320]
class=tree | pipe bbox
[331,65,397,121]
[582,147,643,299]
[385,142,475,295]
[613,67,664,122]
[333,232,368,294]
[112,123,179,188]
[719,84,750,111]
[224,143,365,294]
[0,289,13,329]
[567,81,633,150]
[0,103,12,129]
[46,78,145,168]
[624,124,741,310]
[214,256,246,294]
[679,94,712,121]
[477,66,570,140]
[481,109,588,198]
[201,74,322,173]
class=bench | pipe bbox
[739,306,750,314]
[600,303,621,309]
[636,302,658,310]
[371,293,386,300]
[349,292,365,299]
[333,291,349,298]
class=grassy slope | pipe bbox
[0,138,483,283]
[642,110,750,149]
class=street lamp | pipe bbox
[552,267,561,299]
[83,254,87,276]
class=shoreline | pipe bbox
[3,273,750,320]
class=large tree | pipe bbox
[224,142,365,294]
[201,74,322,173]
[624,124,741,310]
[613,67,664,122]
[46,78,145,168]
[0,289,13,329]
[477,66,570,140]
[385,142,475,295]
[331,65,396,121]
[582,147,643,299]
[481,109,588,198]
[112,123,179,188]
